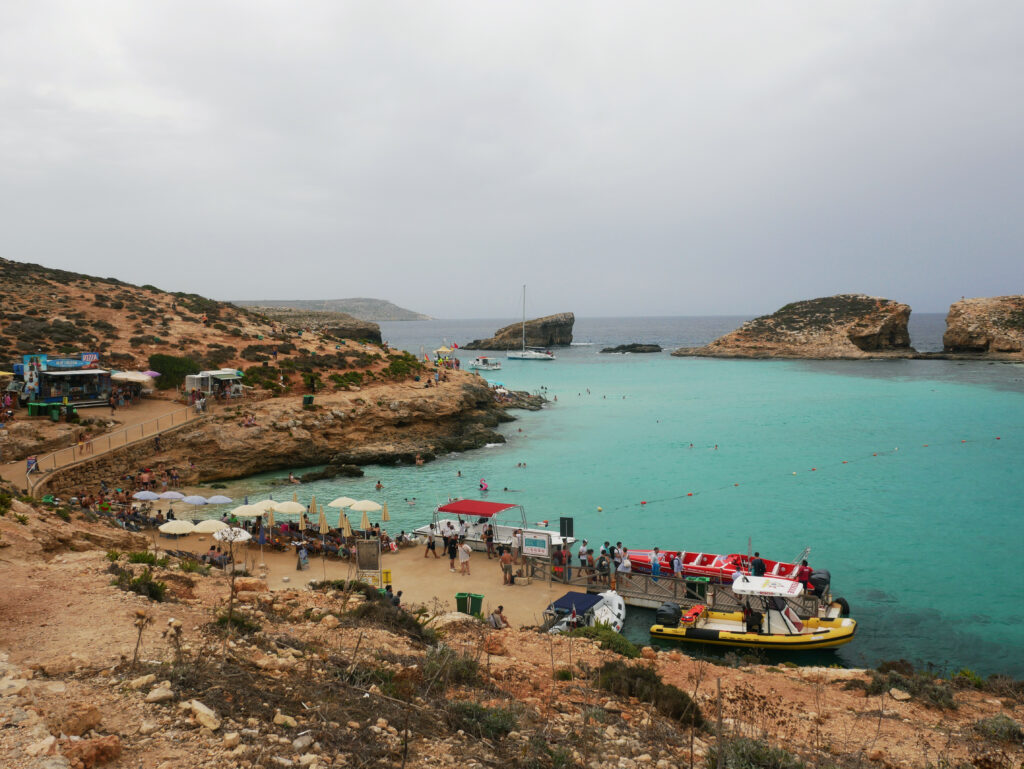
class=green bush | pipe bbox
[705,737,805,769]
[553,668,574,681]
[445,702,518,739]
[215,610,261,634]
[106,549,121,562]
[972,713,1022,742]
[55,508,71,522]
[847,666,957,710]
[424,645,479,687]
[127,551,168,567]
[148,353,201,390]
[595,660,703,728]
[14,514,28,525]
[114,568,168,602]
[951,668,985,689]
[179,558,210,575]
[568,623,641,658]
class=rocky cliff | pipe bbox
[462,312,574,350]
[243,307,382,343]
[40,374,520,495]
[943,296,1024,354]
[673,295,913,359]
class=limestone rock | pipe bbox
[138,720,160,736]
[0,678,29,696]
[641,647,658,660]
[293,734,314,751]
[25,734,57,756]
[600,343,662,353]
[943,296,1024,354]
[50,702,101,736]
[889,687,912,701]
[128,673,156,689]
[463,312,575,350]
[674,295,914,359]
[320,614,340,629]
[189,699,221,730]
[233,577,269,594]
[483,635,508,656]
[145,686,175,703]
[223,731,241,748]
[274,711,298,728]
[62,735,121,768]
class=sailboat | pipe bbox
[507,285,556,360]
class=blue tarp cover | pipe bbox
[548,591,602,614]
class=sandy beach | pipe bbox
[163,532,567,627]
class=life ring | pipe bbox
[831,597,851,617]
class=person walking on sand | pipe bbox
[447,537,459,572]
[459,541,472,575]
[499,548,514,585]
[424,526,439,558]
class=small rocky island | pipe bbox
[943,296,1024,354]
[463,312,574,350]
[600,343,662,353]
[673,294,914,359]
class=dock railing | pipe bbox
[26,405,200,495]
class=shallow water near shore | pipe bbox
[228,316,1024,677]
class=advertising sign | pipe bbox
[522,532,550,558]
[21,353,99,371]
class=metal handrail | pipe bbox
[26,405,200,494]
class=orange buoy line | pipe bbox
[589,433,1012,515]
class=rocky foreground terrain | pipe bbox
[463,313,575,351]
[1,494,1021,769]
[673,295,913,360]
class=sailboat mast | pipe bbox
[521,284,526,351]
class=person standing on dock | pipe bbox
[671,551,683,578]
[577,539,589,568]
[617,548,632,583]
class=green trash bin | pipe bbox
[688,576,711,601]
[468,593,484,616]
[455,592,469,613]
[302,395,314,407]
[49,406,61,422]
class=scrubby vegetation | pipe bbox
[595,660,703,727]
[569,623,641,658]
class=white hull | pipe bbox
[468,357,502,371]
[547,591,626,634]
[507,350,556,360]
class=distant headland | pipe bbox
[233,298,430,322]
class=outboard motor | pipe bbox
[656,602,682,628]
[808,569,831,598]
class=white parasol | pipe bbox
[159,520,195,535]
[214,527,252,544]
[193,519,229,534]
[328,496,358,508]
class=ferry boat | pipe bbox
[544,590,626,634]
[468,356,502,371]
[650,576,856,650]
[413,499,575,552]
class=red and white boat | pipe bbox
[626,549,805,583]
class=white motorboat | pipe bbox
[413,499,574,552]
[507,285,556,361]
[468,356,502,371]
[544,590,626,634]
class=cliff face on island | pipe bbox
[673,295,913,359]
[462,312,575,350]
[943,296,1024,354]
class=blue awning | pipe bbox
[547,592,602,615]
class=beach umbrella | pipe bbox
[328,496,358,508]
[214,527,252,543]
[143,370,161,377]
[193,519,228,534]
[160,491,185,501]
[360,510,371,532]
[317,506,329,535]
[381,503,390,522]
[207,495,233,505]
[317,505,330,579]
[182,495,208,506]
[349,499,382,512]
[253,499,278,512]
[231,504,263,518]
[133,490,160,501]
[341,514,352,538]
[159,520,195,535]
[272,500,305,515]
[298,512,307,532]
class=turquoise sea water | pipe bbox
[233,317,1024,677]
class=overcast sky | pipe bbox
[2,2,1021,318]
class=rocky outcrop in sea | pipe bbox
[943,296,1024,354]
[673,294,914,359]
[600,343,662,353]
[462,312,574,350]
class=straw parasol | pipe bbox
[317,506,329,535]
[359,510,371,532]
[193,519,229,534]
[328,496,358,509]
[159,520,195,535]
[317,505,330,579]
[341,514,352,538]
[381,503,390,522]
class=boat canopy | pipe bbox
[436,500,521,518]
[732,576,805,597]
[547,592,603,614]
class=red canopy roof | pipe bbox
[437,500,520,518]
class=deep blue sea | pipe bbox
[236,315,1024,677]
